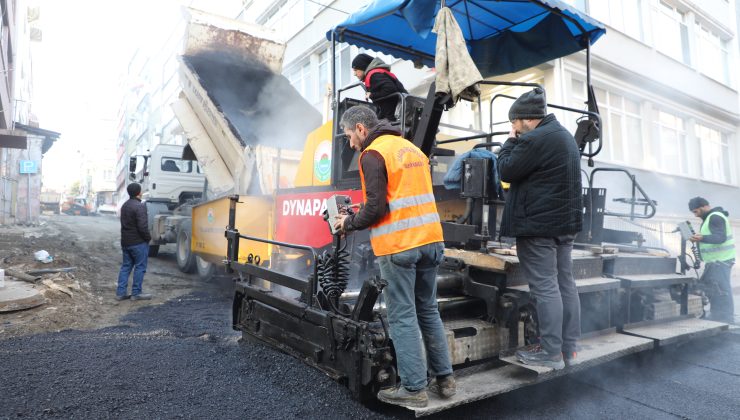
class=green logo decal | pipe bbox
[313,140,332,182]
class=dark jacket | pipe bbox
[497,114,583,237]
[700,207,730,244]
[365,58,407,121]
[343,123,403,232]
[120,197,151,247]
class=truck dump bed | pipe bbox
[174,8,320,195]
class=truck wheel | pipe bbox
[196,256,216,281]
[148,245,160,257]
[176,224,196,273]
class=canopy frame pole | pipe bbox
[586,38,592,89]
[331,31,337,112]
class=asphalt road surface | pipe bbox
[1,215,739,419]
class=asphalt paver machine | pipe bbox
[175,1,730,416]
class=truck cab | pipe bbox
[130,144,205,209]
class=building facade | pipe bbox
[0,0,58,225]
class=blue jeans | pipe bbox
[378,242,452,391]
[117,242,149,296]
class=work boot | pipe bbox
[562,351,577,367]
[377,385,428,408]
[130,293,153,301]
[428,375,456,398]
[516,345,565,370]
[114,294,130,301]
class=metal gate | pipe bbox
[0,176,18,224]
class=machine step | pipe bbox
[621,317,729,347]
[603,255,677,276]
[410,331,654,416]
[615,273,695,289]
[507,276,620,294]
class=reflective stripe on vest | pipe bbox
[359,135,443,256]
[699,211,736,263]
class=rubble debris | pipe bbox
[41,279,74,297]
[5,268,41,283]
[26,267,78,276]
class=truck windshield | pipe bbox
[161,157,202,173]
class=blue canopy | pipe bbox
[328,0,606,77]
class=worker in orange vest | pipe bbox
[333,105,454,408]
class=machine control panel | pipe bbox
[325,194,353,235]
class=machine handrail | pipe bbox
[225,195,320,307]
[489,92,604,159]
[588,168,657,220]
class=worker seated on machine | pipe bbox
[351,53,408,122]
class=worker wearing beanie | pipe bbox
[351,53,408,122]
[498,87,583,370]
[688,196,735,323]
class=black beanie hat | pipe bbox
[688,196,709,210]
[351,53,373,71]
[508,87,547,121]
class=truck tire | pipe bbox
[148,245,160,257]
[196,256,216,281]
[176,223,196,273]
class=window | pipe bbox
[571,79,643,166]
[160,157,200,173]
[588,0,643,40]
[651,1,690,64]
[318,49,329,105]
[654,110,687,175]
[695,23,730,84]
[696,124,733,184]
[288,61,312,102]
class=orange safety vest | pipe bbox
[359,135,443,256]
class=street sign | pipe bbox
[20,160,38,174]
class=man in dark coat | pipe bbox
[497,88,583,369]
[116,183,153,301]
[352,53,408,122]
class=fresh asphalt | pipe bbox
[1,275,739,419]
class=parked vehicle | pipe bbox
[40,190,61,214]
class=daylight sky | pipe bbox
[35,0,181,191]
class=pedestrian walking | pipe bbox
[116,182,153,301]
[497,88,583,369]
[334,105,454,408]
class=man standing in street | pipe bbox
[351,53,408,122]
[334,105,454,408]
[497,88,583,370]
[688,197,735,323]
[116,183,153,301]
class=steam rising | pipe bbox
[183,50,321,150]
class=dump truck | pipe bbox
[128,143,209,264]
[171,3,729,416]
[40,190,61,214]
[130,10,320,273]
